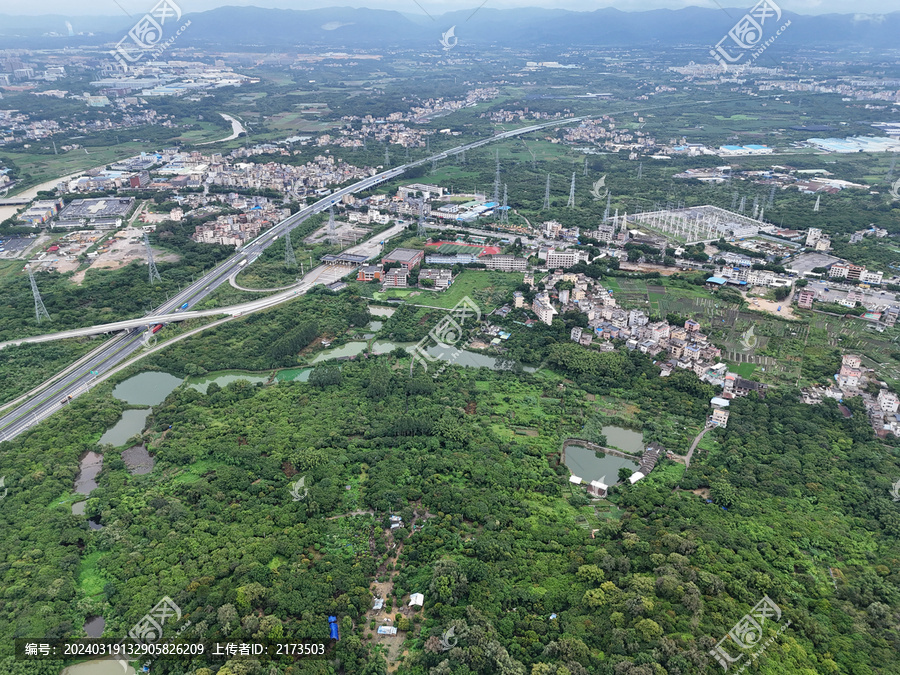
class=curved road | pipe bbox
[0,116,587,443]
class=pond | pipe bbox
[371,340,416,354]
[83,616,104,637]
[187,370,270,393]
[563,444,639,485]
[112,371,182,406]
[122,445,155,475]
[275,368,312,382]
[98,409,151,447]
[61,660,135,675]
[309,341,368,363]
[74,451,103,495]
[367,305,396,317]
[602,425,645,454]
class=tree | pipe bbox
[618,467,633,483]
[309,364,342,388]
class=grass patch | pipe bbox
[77,552,108,597]
[171,460,230,484]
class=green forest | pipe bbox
[1,287,899,675]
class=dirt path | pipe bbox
[683,426,711,469]
[367,508,435,672]
[325,509,374,520]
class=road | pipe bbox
[198,113,247,145]
[0,117,584,442]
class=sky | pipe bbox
[0,0,895,16]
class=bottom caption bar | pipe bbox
[15,639,334,660]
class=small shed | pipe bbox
[628,471,646,485]
[568,475,582,485]
[372,598,384,611]
[377,626,398,635]
[409,593,424,607]
[588,479,608,497]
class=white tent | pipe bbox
[409,593,424,607]
[628,471,645,484]
[568,475,582,484]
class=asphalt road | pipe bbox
[0,118,585,443]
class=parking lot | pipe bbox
[0,235,38,259]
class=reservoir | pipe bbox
[188,370,270,393]
[601,425,644,454]
[112,372,182,405]
[98,409,151,447]
[563,444,639,485]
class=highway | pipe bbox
[0,116,585,443]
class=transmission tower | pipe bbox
[543,174,551,210]
[637,162,643,180]
[814,194,821,212]
[768,184,776,207]
[28,267,50,324]
[603,193,611,222]
[567,172,576,208]
[752,195,759,219]
[284,229,296,267]
[492,151,500,213]
[143,232,161,283]
[417,201,427,237]
[583,157,588,176]
[738,196,746,214]
[327,206,337,244]
[431,157,437,174]
[731,192,739,209]
[405,146,410,162]
[499,184,509,225]
[384,146,390,168]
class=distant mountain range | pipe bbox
[0,6,898,51]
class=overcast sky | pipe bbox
[0,0,895,16]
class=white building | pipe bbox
[860,269,884,285]
[878,389,899,413]
[533,293,557,325]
